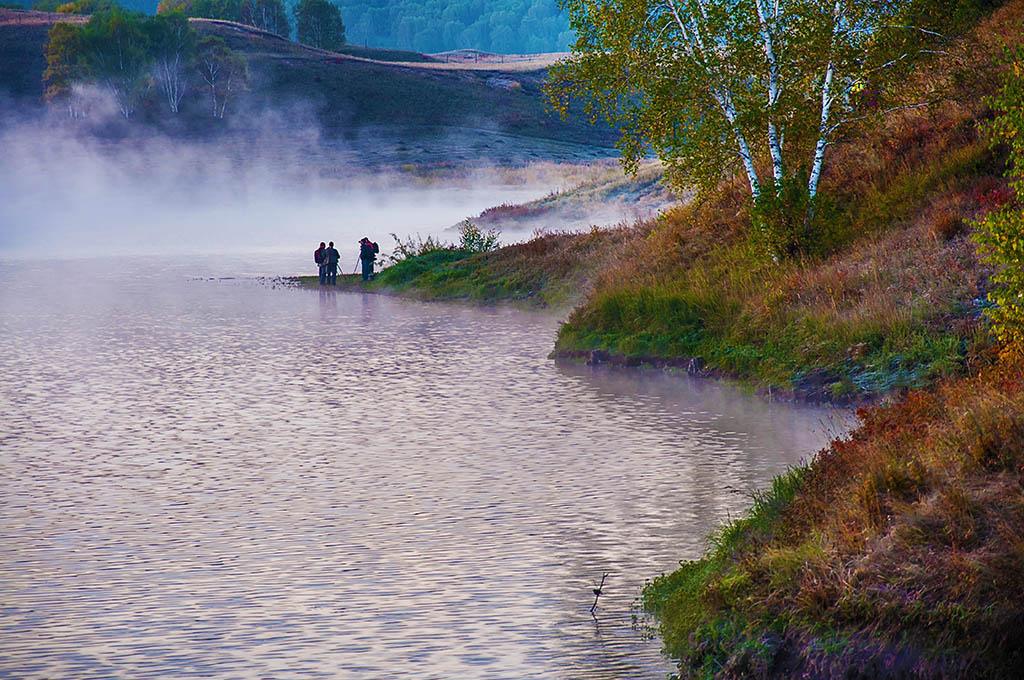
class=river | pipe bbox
[0,253,848,679]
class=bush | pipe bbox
[381,232,452,267]
[973,44,1024,355]
[457,218,500,253]
[750,173,841,260]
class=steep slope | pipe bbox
[549,4,1018,404]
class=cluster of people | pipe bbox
[314,238,379,285]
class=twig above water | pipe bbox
[590,572,609,615]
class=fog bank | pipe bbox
[0,119,553,259]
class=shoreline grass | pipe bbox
[291,225,642,310]
[642,359,1024,679]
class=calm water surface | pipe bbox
[0,254,848,679]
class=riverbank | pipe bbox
[291,224,641,310]
[628,4,1024,678]
[641,358,1024,679]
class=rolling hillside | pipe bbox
[0,9,619,168]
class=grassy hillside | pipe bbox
[619,4,1024,678]
[0,10,85,102]
[643,359,1024,678]
[548,4,1019,405]
[0,9,617,165]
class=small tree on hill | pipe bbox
[43,21,88,117]
[240,0,289,36]
[973,44,1024,356]
[196,35,248,118]
[458,219,500,253]
[145,11,196,113]
[294,0,344,51]
[79,8,152,118]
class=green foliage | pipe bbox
[43,21,85,107]
[457,218,500,253]
[56,0,117,12]
[158,0,241,22]
[973,44,1024,354]
[375,247,471,287]
[381,232,452,267]
[294,0,344,50]
[546,0,955,257]
[146,11,196,112]
[41,11,248,118]
[79,8,153,118]
[750,174,841,260]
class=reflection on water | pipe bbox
[0,255,849,679]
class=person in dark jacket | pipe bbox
[359,237,378,281]
[314,242,327,285]
[326,241,340,285]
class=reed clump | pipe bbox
[372,224,642,308]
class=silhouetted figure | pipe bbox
[326,241,340,285]
[314,242,327,285]
[359,237,378,281]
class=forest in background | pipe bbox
[336,0,570,54]
[10,0,572,53]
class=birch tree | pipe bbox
[196,36,249,118]
[44,22,89,118]
[240,0,290,37]
[79,9,152,119]
[146,12,195,114]
[547,0,955,255]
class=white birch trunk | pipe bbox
[667,0,762,198]
[754,0,784,186]
[808,0,844,202]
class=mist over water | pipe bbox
[0,119,553,258]
[0,255,850,679]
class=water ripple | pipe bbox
[0,255,847,679]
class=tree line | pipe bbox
[20,0,571,55]
[156,0,344,50]
[335,0,572,54]
[27,0,345,50]
[44,9,248,118]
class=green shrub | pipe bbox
[973,44,1024,354]
[750,173,842,260]
[457,218,501,253]
[381,232,452,267]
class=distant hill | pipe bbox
[0,10,617,168]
